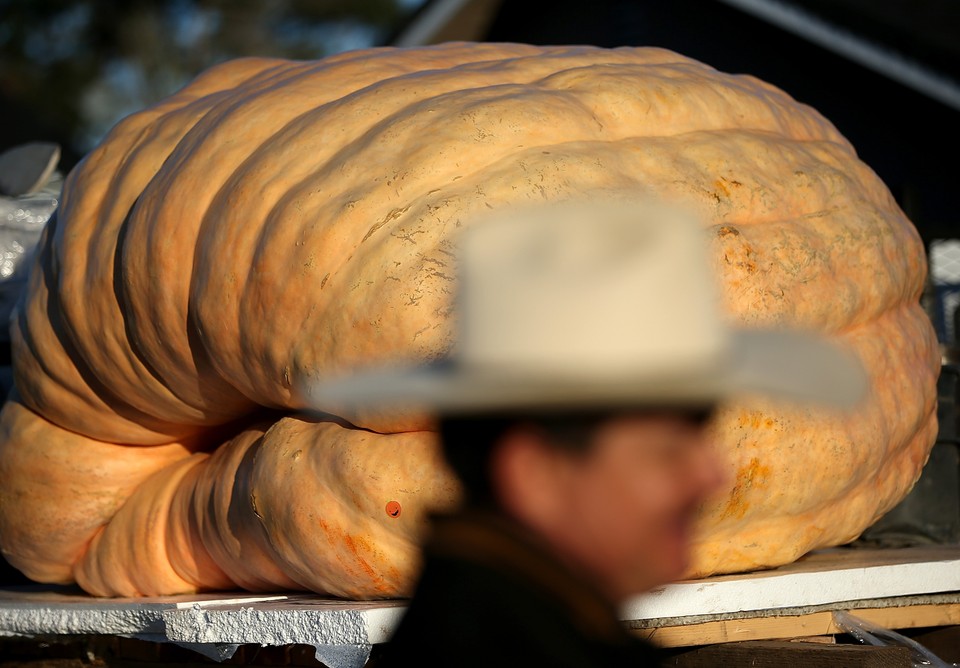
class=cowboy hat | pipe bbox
[304,200,867,415]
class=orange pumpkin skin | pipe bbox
[0,43,938,596]
[73,419,457,597]
[0,395,192,584]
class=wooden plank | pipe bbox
[636,602,960,647]
[663,641,914,668]
[904,625,960,662]
[791,635,836,644]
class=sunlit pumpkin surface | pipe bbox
[0,43,939,597]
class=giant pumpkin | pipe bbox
[0,43,938,597]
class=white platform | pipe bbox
[622,546,960,623]
[2,547,959,667]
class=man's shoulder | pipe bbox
[380,553,661,667]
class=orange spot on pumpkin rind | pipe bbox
[721,457,771,520]
[316,516,394,594]
[737,412,776,430]
[385,500,402,518]
[343,533,379,579]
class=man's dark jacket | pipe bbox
[376,510,663,666]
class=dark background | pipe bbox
[486,0,959,244]
[2,0,956,240]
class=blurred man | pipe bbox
[314,201,865,666]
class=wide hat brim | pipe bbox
[304,328,868,416]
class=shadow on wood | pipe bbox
[664,640,914,667]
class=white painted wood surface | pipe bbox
[622,546,960,621]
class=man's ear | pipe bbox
[490,426,569,528]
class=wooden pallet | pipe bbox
[636,598,960,646]
[664,641,917,668]
[627,546,960,666]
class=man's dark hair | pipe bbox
[438,411,624,507]
[439,408,714,507]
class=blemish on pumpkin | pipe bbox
[394,227,426,244]
[720,457,770,520]
[343,534,380,582]
[386,501,402,518]
[717,230,760,273]
[385,565,402,584]
[320,273,329,289]
[291,449,302,461]
[362,205,410,243]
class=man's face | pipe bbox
[542,412,725,600]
